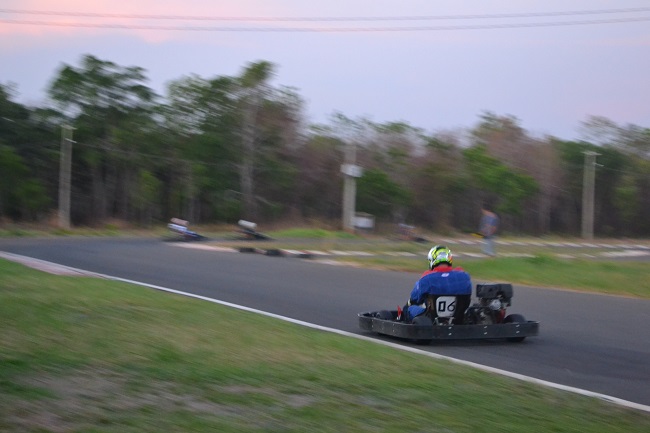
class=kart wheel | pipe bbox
[412,315,433,345]
[412,315,432,325]
[504,314,527,342]
[376,310,393,320]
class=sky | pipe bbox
[1,0,649,140]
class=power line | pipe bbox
[2,16,650,32]
[1,6,650,22]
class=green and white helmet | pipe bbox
[427,245,453,269]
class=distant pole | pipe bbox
[58,125,75,229]
[341,141,362,232]
[581,151,600,239]
[342,174,356,231]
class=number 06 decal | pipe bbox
[436,296,457,318]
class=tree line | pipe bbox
[1,54,649,237]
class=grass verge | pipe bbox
[464,255,650,297]
[1,259,649,432]
[333,255,650,298]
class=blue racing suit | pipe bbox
[406,265,472,321]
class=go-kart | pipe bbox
[166,218,206,242]
[358,283,539,343]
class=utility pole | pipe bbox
[341,141,362,232]
[581,151,600,239]
[58,124,75,229]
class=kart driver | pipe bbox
[399,245,472,322]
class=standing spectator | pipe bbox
[479,204,499,256]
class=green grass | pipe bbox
[331,254,650,298]
[269,228,359,239]
[463,255,650,297]
[1,259,649,432]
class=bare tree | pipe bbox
[238,61,274,219]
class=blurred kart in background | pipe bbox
[166,218,206,241]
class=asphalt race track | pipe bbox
[1,237,649,408]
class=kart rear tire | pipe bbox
[504,314,527,342]
[412,315,433,345]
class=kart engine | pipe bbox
[464,283,513,325]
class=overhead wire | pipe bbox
[1,6,650,21]
[1,7,650,32]
[1,17,649,32]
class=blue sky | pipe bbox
[1,0,649,140]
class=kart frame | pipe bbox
[358,310,539,342]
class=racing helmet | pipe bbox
[428,245,453,269]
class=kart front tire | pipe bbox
[376,310,393,320]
